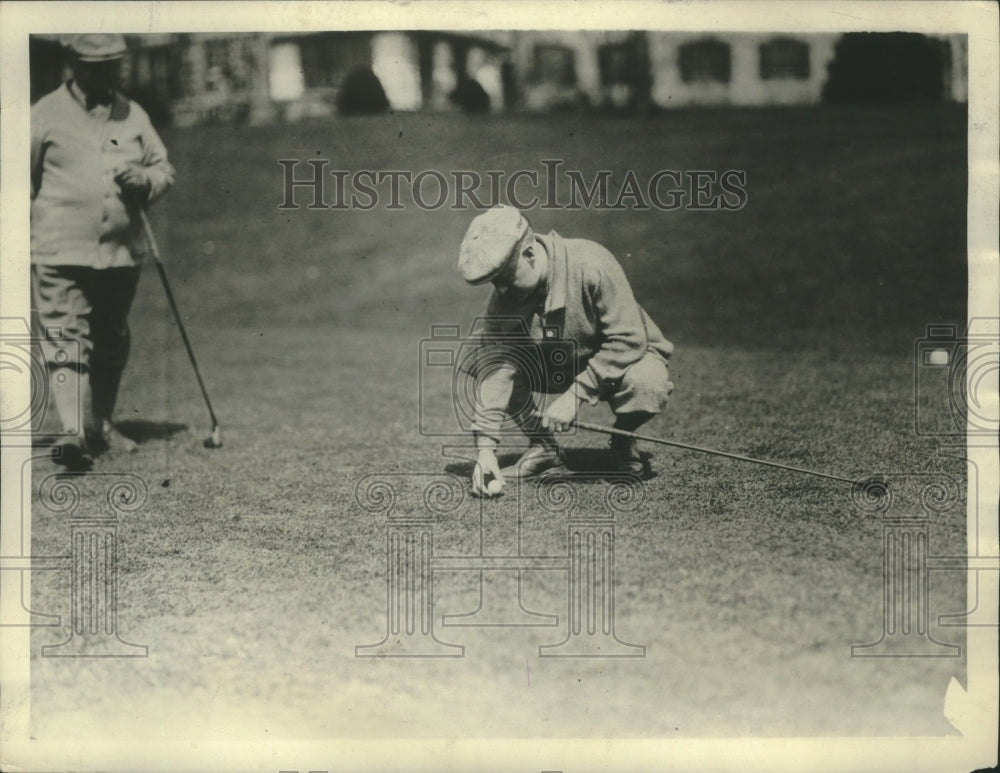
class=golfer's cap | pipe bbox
[61,34,126,62]
[458,205,530,285]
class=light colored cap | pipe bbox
[457,206,530,285]
[61,33,127,62]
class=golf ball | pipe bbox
[487,479,503,495]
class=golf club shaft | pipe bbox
[140,210,220,430]
[572,419,855,484]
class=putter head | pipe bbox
[204,426,223,449]
[851,474,891,511]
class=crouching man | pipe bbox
[456,206,674,497]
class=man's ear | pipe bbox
[523,244,535,266]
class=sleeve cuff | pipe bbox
[473,430,500,450]
[574,373,601,406]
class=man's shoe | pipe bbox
[609,437,648,476]
[52,438,94,472]
[86,426,109,457]
[500,444,568,480]
[102,420,138,454]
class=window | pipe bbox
[679,38,731,84]
[205,39,229,71]
[128,51,151,89]
[599,42,631,86]
[759,37,810,80]
[533,44,576,86]
[226,37,257,91]
[180,57,197,98]
[151,47,183,100]
[122,45,182,99]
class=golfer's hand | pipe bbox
[115,167,151,205]
[472,448,504,498]
[541,388,580,433]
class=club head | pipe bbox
[203,426,223,449]
[851,474,891,511]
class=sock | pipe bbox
[611,412,654,456]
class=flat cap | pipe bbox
[458,206,530,285]
[61,33,127,62]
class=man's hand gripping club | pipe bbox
[539,384,583,433]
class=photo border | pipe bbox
[2,2,997,771]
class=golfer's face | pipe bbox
[492,249,538,300]
[73,59,122,96]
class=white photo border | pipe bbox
[1,2,997,771]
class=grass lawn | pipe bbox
[30,103,969,739]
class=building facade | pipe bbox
[29,30,969,124]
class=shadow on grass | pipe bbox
[115,419,188,444]
[31,420,188,448]
[444,447,656,481]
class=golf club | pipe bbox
[140,209,223,449]
[572,419,856,485]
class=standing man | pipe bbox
[31,34,175,470]
[457,205,674,497]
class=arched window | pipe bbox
[679,38,731,84]
[759,37,811,80]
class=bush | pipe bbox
[823,33,948,103]
[450,77,491,113]
[337,66,390,115]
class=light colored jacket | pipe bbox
[31,82,174,268]
[466,230,673,438]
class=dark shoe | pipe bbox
[85,426,109,458]
[500,444,568,480]
[609,437,649,476]
[51,438,94,472]
[102,420,138,454]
